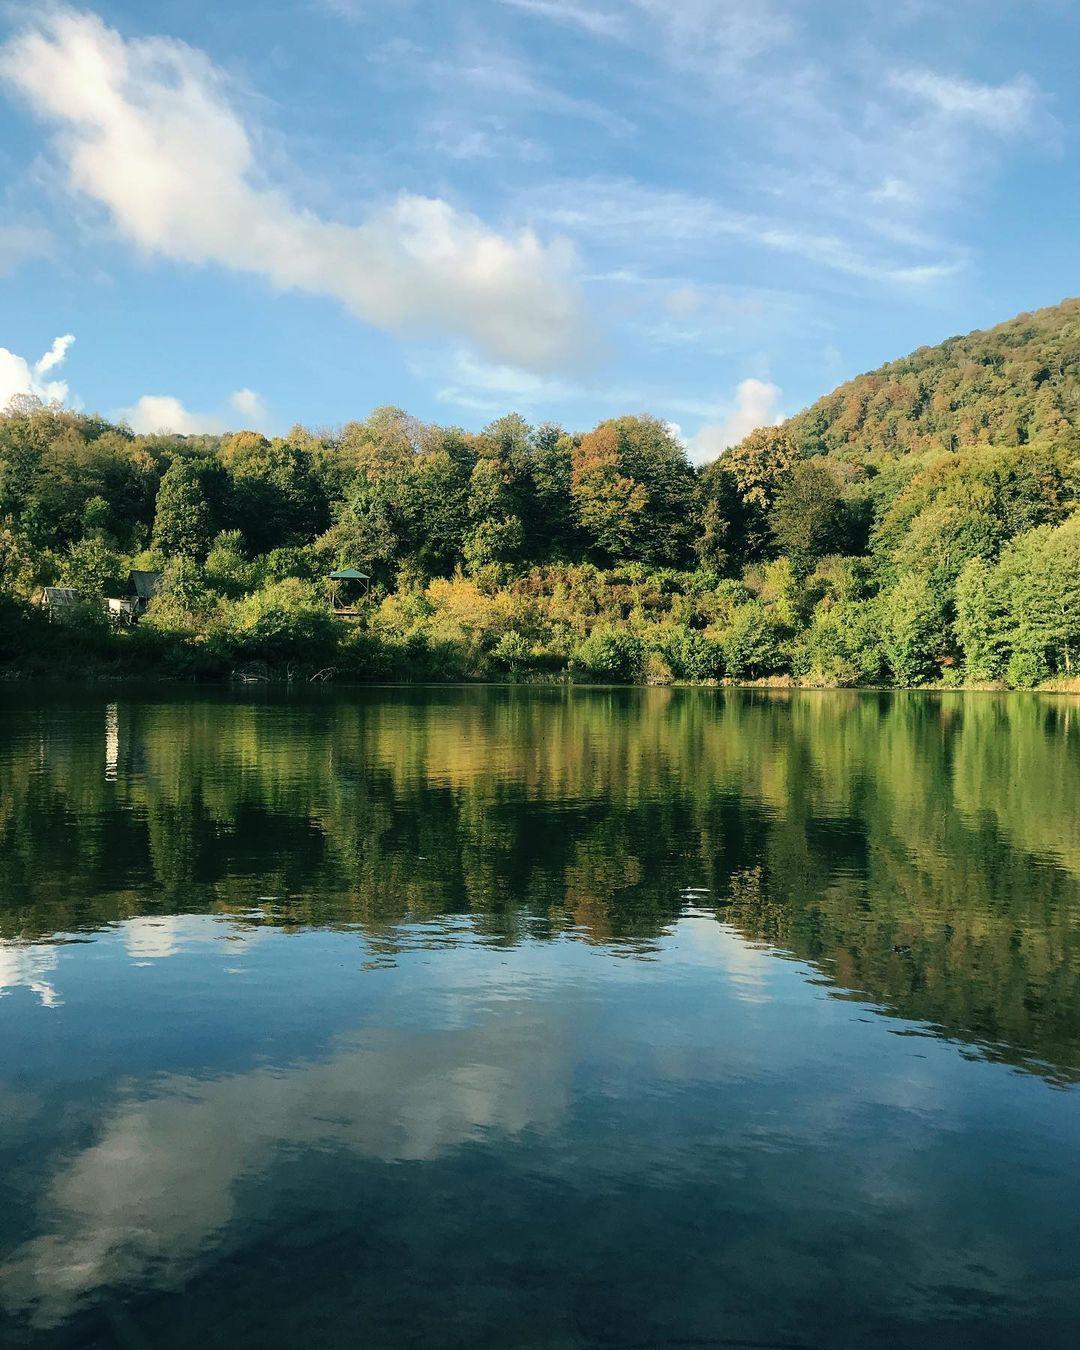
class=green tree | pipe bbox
[996,515,1080,679]
[954,557,1007,681]
[152,458,222,560]
[879,573,942,685]
[770,461,846,573]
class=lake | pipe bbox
[1,686,1079,1348]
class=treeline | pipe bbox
[0,301,1077,688]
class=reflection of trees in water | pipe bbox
[0,688,1078,1079]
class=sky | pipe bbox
[0,1,1076,460]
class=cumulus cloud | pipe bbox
[119,388,268,435]
[0,9,585,370]
[229,387,268,424]
[0,334,76,410]
[689,377,783,464]
[120,395,224,435]
[35,333,76,375]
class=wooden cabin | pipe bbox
[42,586,82,620]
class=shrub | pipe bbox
[491,630,533,675]
[571,626,645,682]
[794,599,885,686]
[721,602,787,679]
[214,579,340,666]
[660,627,725,680]
[1006,648,1050,689]
[205,531,260,597]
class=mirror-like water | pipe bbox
[1,686,1079,1348]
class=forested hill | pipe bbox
[0,299,1077,690]
[786,298,1079,463]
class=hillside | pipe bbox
[785,298,1080,463]
[0,300,1077,690]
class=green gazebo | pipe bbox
[328,568,371,616]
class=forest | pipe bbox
[0,298,1077,688]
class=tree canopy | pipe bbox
[0,298,1077,689]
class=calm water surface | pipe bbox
[1,686,1079,1348]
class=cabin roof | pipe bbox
[129,570,163,599]
[43,587,81,606]
[329,569,370,581]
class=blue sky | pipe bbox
[0,1,1075,459]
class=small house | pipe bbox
[107,596,140,625]
[42,587,82,621]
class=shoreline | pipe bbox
[3,668,1078,696]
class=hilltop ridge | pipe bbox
[781,298,1079,464]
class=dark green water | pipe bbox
[1,686,1079,1349]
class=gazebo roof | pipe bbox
[329,569,370,580]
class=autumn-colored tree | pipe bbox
[723,425,798,511]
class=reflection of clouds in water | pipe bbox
[674,917,774,1003]
[121,914,266,963]
[1,1014,571,1327]
[122,915,183,961]
[0,940,61,1008]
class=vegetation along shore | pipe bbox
[1,299,1077,689]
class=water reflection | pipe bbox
[2,687,1078,1081]
[2,688,1080,1348]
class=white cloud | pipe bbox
[425,114,547,163]
[524,178,962,286]
[35,333,76,375]
[629,0,792,70]
[869,177,916,206]
[120,395,226,436]
[0,334,76,410]
[689,377,783,464]
[1,994,572,1325]
[435,350,576,412]
[0,939,61,1009]
[432,44,634,136]
[889,69,1039,134]
[316,0,366,21]
[119,389,270,435]
[664,284,702,317]
[0,224,52,277]
[500,0,627,39]
[229,387,268,424]
[1,10,585,371]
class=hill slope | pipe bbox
[786,298,1079,463]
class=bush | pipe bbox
[491,630,533,675]
[205,531,260,597]
[1006,648,1050,689]
[721,602,787,679]
[660,627,725,680]
[571,626,645,682]
[794,599,885,686]
[213,579,340,667]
